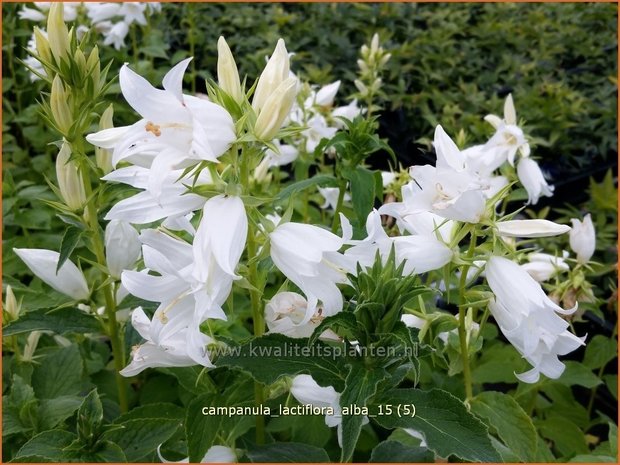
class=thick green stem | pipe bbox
[80,159,129,413]
[458,231,477,401]
[330,180,347,233]
[240,147,266,444]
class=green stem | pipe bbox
[330,180,347,233]
[80,157,129,413]
[458,231,477,401]
[240,147,266,444]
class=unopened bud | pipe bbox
[354,79,368,96]
[96,105,114,174]
[56,141,86,211]
[217,36,242,104]
[86,46,101,95]
[380,53,391,66]
[252,39,290,112]
[254,77,298,141]
[51,75,73,134]
[370,33,380,55]
[74,49,87,77]
[4,286,20,322]
[47,3,70,64]
[33,27,52,67]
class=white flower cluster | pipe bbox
[14,33,592,395]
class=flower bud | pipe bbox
[13,248,90,300]
[33,27,52,67]
[354,79,368,96]
[496,219,571,238]
[74,49,87,78]
[47,3,70,64]
[104,220,141,278]
[254,77,298,141]
[56,141,86,211]
[51,75,73,135]
[4,286,21,323]
[86,46,101,94]
[217,36,242,104]
[252,39,290,112]
[95,104,114,174]
[570,214,596,264]
[22,331,42,362]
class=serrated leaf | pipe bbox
[372,388,501,462]
[77,390,103,445]
[369,441,434,462]
[114,403,184,423]
[340,363,389,461]
[470,391,538,462]
[38,396,82,431]
[308,311,359,345]
[14,430,76,461]
[216,334,348,390]
[103,418,181,462]
[4,307,102,336]
[31,344,83,399]
[246,443,330,462]
[57,226,83,272]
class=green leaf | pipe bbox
[570,454,616,462]
[3,375,38,436]
[275,174,338,202]
[308,311,359,345]
[103,418,181,462]
[185,378,255,462]
[340,363,389,462]
[372,388,501,462]
[470,391,538,462]
[537,415,589,458]
[583,335,617,370]
[79,440,127,462]
[14,430,76,461]
[114,403,184,422]
[557,361,602,388]
[77,390,104,445]
[472,343,527,384]
[3,307,102,336]
[216,334,348,390]
[369,441,434,462]
[246,443,330,462]
[38,396,82,431]
[31,344,83,399]
[344,166,376,225]
[57,226,83,272]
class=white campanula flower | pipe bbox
[270,218,355,323]
[521,251,570,282]
[118,2,148,26]
[303,114,338,152]
[101,20,129,50]
[304,80,341,108]
[496,219,571,238]
[569,214,596,264]
[265,292,338,339]
[102,166,208,225]
[407,126,487,223]
[345,210,453,275]
[483,94,531,166]
[13,248,89,300]
[120,307,214,376]
[104,220,141,278]
[486,256,584,383]
[84,3,122,24]
[516,157,554,205]
[86,58,235,197]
